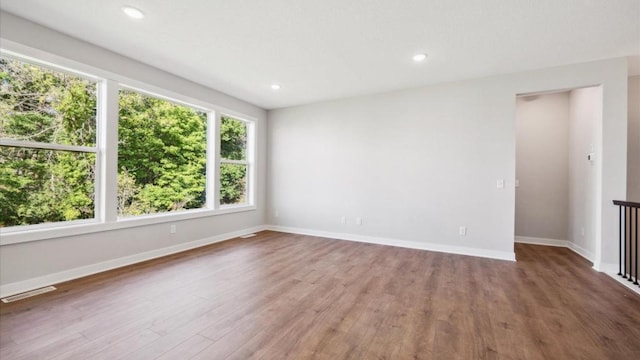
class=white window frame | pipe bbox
[115,85,214,219]
[218,114,256,208]
[0,53,104,231]
[0,44,258,246]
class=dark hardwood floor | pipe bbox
[1,231,639,359]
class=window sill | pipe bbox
[0,205,257,246]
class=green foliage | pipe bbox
[220,163,247,205]
[117,90,207,215]
[221,116,246,160]
[0,57,96,227]
[0,57,249,228]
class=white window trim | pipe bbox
[219,114,255,208]
[0,139,97,153]
[0,44,258,246]
[1,53,105,236]
[115,85,213,218]
[212,112,222,209]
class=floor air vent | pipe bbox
[1,286,57,303]
[240,233,257,238]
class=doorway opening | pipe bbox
[515,86,602,262]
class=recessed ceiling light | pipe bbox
[413,53,428,62]
[271,84,281,90]
[122,6,145,19]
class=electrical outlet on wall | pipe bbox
[459,226,467,236]
[355,217,362,226]
[170,224,176,234]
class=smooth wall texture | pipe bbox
[515,92,570,241]
[568,87,602,258]
[268,58,628,269]
[629,76,640,201]
[269,80,515,257]
[0,13,267,290]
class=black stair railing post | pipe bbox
[618,205,622,276]
[612,200,639,288]
[631,206,636,283]
[623,205,627,279]
[635,207,639,285]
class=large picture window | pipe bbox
[0,50,257,241]
[117,89,208,217]
[0,56,98,228]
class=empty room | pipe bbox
[1,1,639,359]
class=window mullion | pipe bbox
[100,80,119,223]
[247,121,256,206]
[220,159,248,165]
[213,112,222,209]
[0,139,96,153]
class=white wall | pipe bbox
[0,13,267,295]
[268,58,627,269]
[515,92,570,241]
[568,87,602,258]
[268,79,516,259]
[629,76,640,201]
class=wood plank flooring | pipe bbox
[1,231,639,359]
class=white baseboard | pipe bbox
[514,236,595,263]
[566,242,594,262]
[267,225,516,262]
[0,225,267,298]
[514,236,568,247]
[604,272,640,296]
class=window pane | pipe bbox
[220,163,247,205]
[0,146,95,227]
[220,116,246,160]
[118,90,207,217]
[0,57,97,146]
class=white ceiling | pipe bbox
[1,0,638,109]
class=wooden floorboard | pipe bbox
[1,231,640,359]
